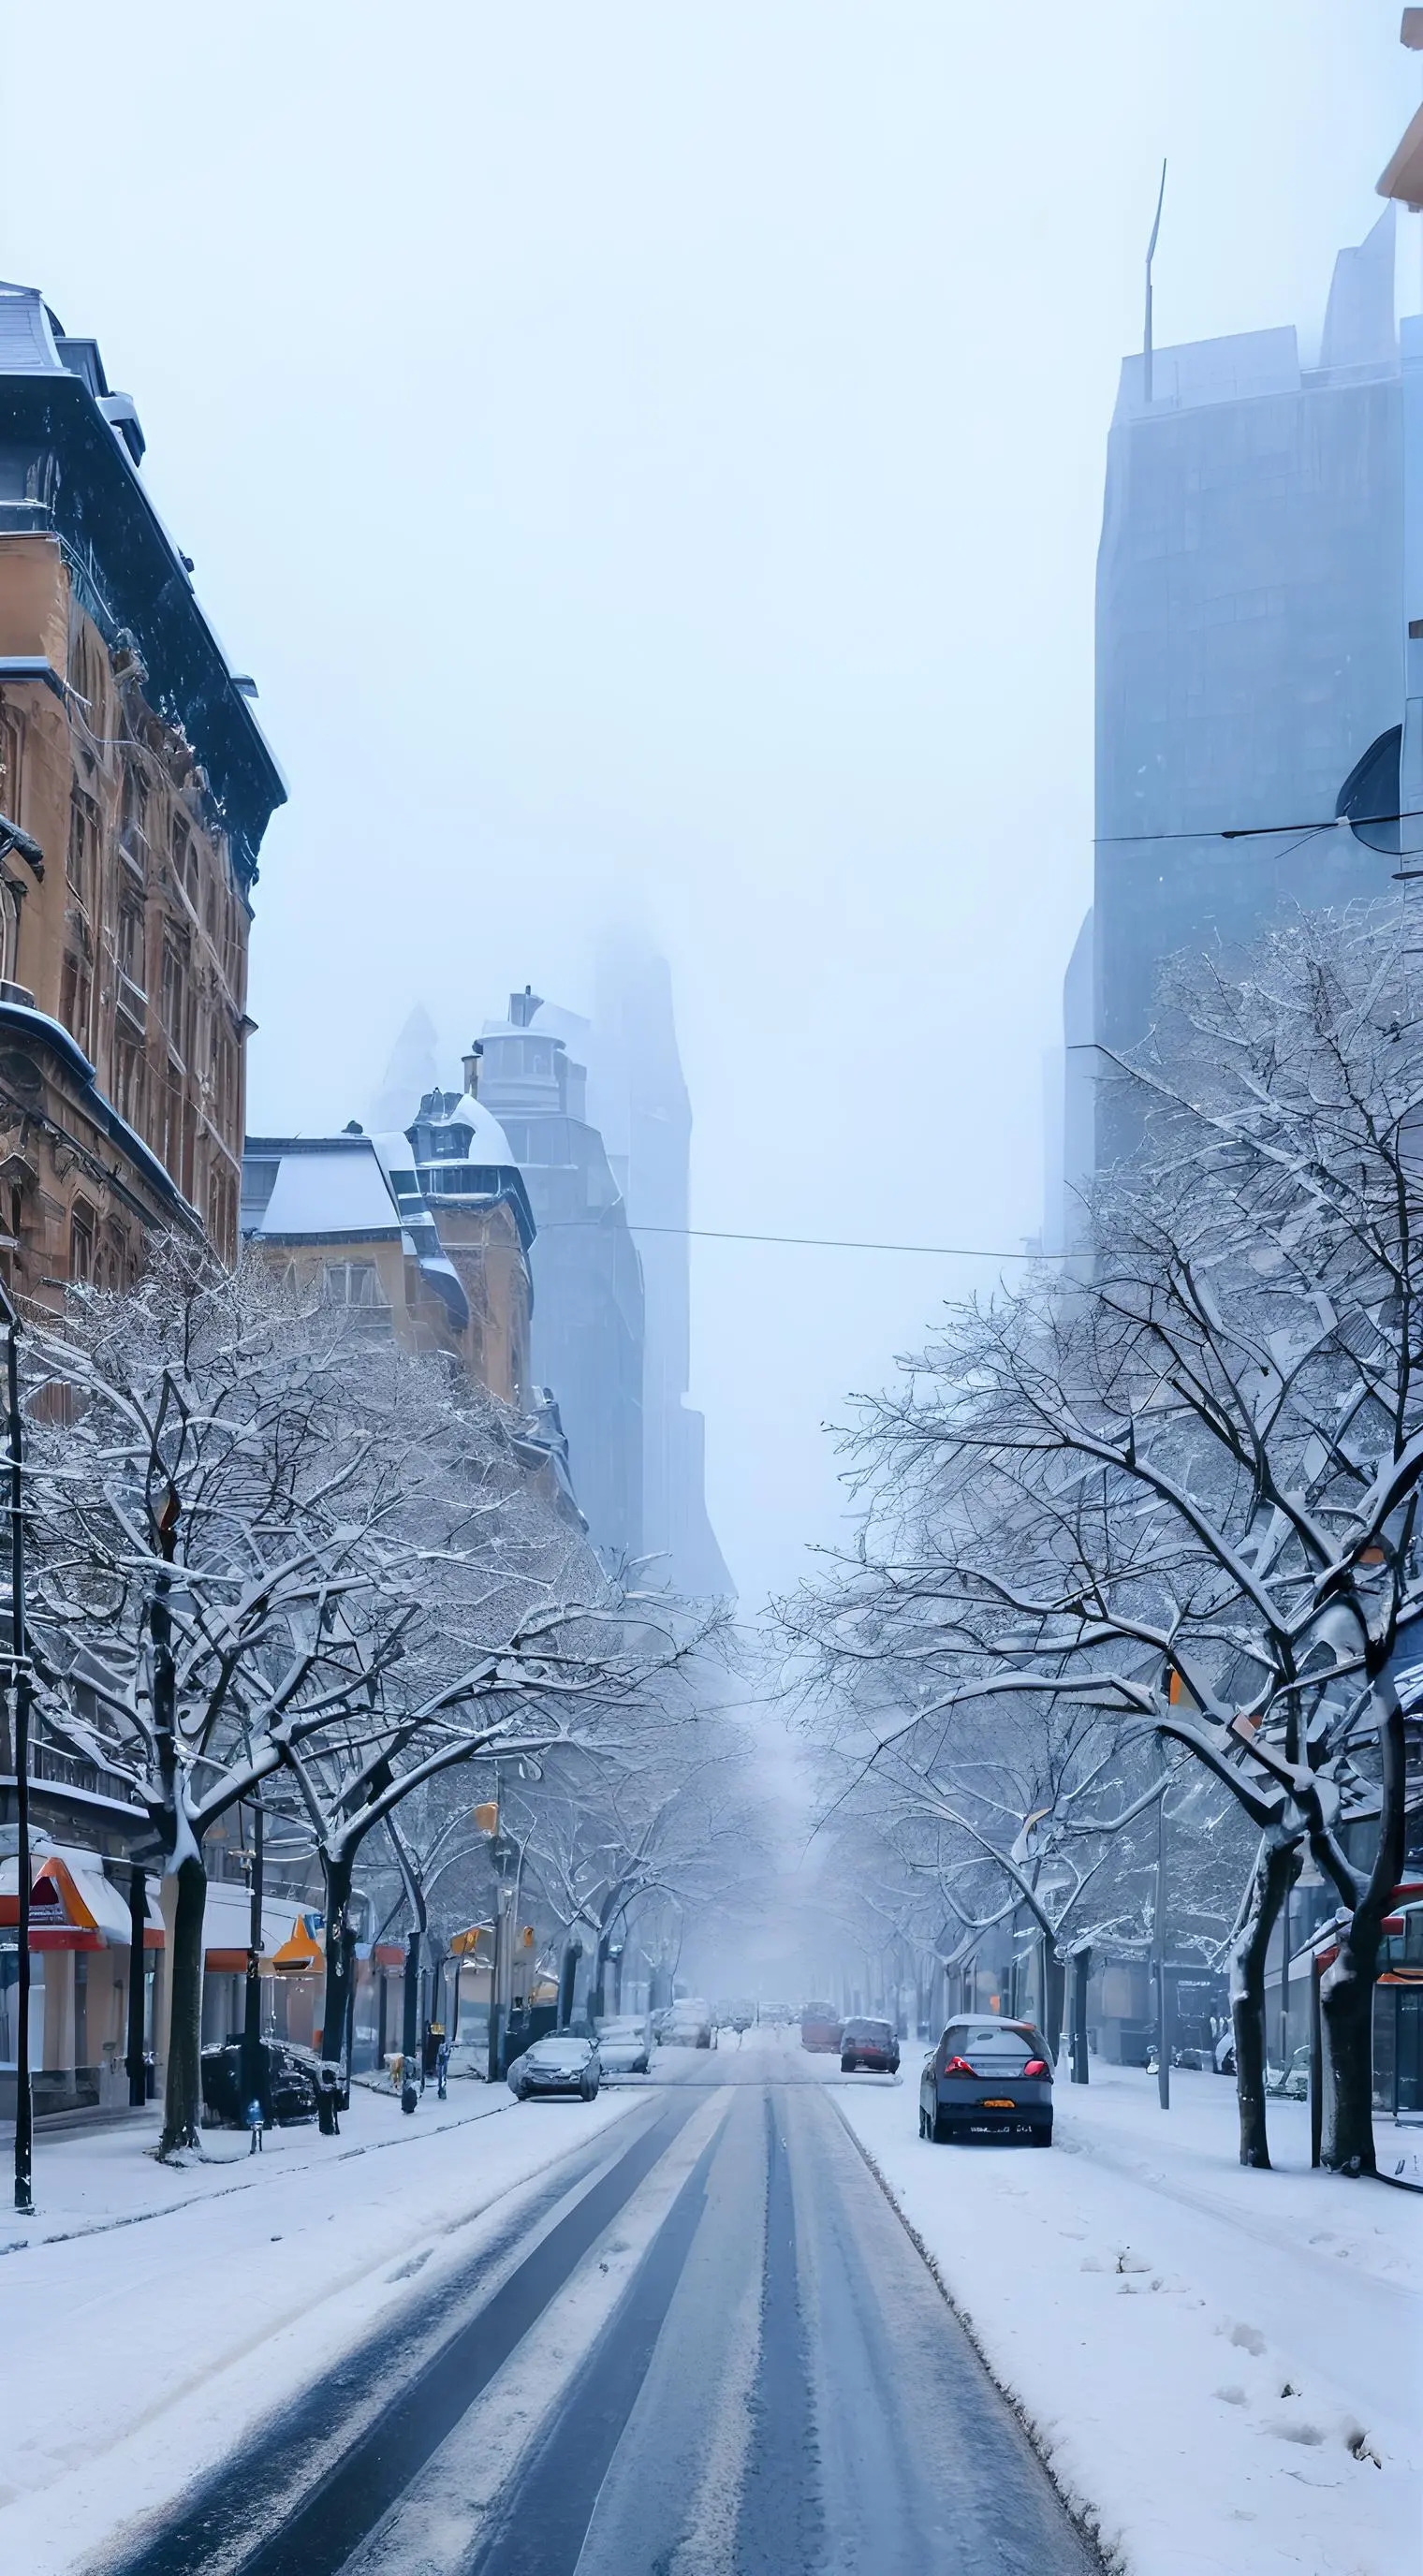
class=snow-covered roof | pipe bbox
[441,1094,519,1161]
[244,1139,402,1242]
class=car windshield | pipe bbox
[598,2021,644,2039]
[528,2041,589,2065]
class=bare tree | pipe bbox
[21,1248,678,2152]
[782,907,1423,2174]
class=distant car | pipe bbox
[800,2002,843,2052]
[595,2014,653,2075]
[920,2016,1053,2146]
[727,1998,756,2033]
[840,2015,900,2074]
[1214,2028,1237,2077]
[661,1998,712,2048]
[200,2036,319,2128]
[759,2000,792,2027]
[507,2035,601,2100]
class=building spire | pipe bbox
[1144,159,1166,407]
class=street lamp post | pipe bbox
[0,1280,33,2212]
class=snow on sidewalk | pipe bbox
[0,2078,649,2576]
[833,2062,1421,2576]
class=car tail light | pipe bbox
[1022,2058,1049,2078]
[941,2055,976,2075]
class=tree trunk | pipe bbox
[1229,1836,1297,2170]
[1320,1694,1405,2175]
[318,1849,356,2134]
[1070,1946,1092,2085]
[557,1937,582,2029]
[1041,1941,1066,2064]
[158,1851,208,2157]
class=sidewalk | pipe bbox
[834,2061,1422,2576]
[0,2074,530,2255]
[0,2076,648,2576]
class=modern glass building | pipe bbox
[1056,208,1410,1209]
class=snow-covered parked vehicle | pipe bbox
[507,2035,601,2101]
[594,2015,653,2074]
[840,2016,900,2074]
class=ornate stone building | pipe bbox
[0,282,284,1303]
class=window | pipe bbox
[115,1041,144,1128]
[209,1027,237,1140]
[323,1261,388,1310]
[67,787,100,912]
[69,1203,95,1285]
[117,901,145,990]
[160,938,189,1061]
[59,951,93,1048]
[0,880,19,987]
[120,763,148,858]
[0,711,22,822]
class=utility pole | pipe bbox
[125,1865,147,2108]
[242,1800,264,2149]
[1153,1776,1170,2110]
[2,1281,33,2213]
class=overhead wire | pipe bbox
[542,1221,1058,1258]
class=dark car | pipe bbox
[200,2035,320,2128]
[919,2016,1053,2145]
[840,2016,900,2074]
[508,2034,601,2100]
[800,2001,843,2052]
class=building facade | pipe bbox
[589,937,733,1598]
[478,989,645,1569]
[1049,210,1409,1226]
[0,282,283,1299]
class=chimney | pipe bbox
[510,985,543,1029]
[462,1040,484,1097]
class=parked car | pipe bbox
[507,2034,601,2100]
[595,2014,653,2075]
[660,1998,712,2048]
[919,2016,1053,2146]
[200,2035,320,2128]
[800,2001,843,2052]
[840,2015,900,2074]
[726,1998,756,2033]
[1214,2028,1238,2077]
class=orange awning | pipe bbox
[270,1916,324,1975]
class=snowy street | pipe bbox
[0,2037,1416,2576]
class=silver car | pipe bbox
[919,2016,1053,2145]
[507,2035,601,2101]
[595,2015,653,2075]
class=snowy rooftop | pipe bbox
[242,1136,403,1243]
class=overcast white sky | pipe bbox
[2,5,1416,1604]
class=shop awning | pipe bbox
[0,1849,163,1952]
[270,1915,324,1975]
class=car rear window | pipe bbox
[844,2020,893,2042]
[947,2026,1036,2057]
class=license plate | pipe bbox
[983,2098,1016,2108]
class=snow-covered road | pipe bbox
[0,2039,1415,2576]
